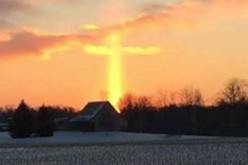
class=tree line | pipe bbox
[0,101,77,138]
[1,78,248,137]
[119,78,248,136]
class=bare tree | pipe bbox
[135,96,152,110]
[219,78,248,105]
[119,94,153,112]
[179,87,204,106]
[154,90,168,108]
[169,91,178,106]
[118,93,136,112]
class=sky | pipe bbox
[0,0,248,109]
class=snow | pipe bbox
[1,132,248,164]
[0,131,173,145]
[0,140,248,164]
[0,131,244,147]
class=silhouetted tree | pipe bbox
[9,100,33,138]
[218,78,248,105]
[154,90,168,108]
[118,93,136,112]
[34,105,55,137]
[179,87,204,106]
[120,94,156,132]
[134,96,152,110]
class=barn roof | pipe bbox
[69,101,116,122]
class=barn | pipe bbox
[68,101,127,131]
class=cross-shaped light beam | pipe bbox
[84,32,161,112]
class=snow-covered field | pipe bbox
[1,132,248,164]
[0,131,169,146]
[0,131,219,146]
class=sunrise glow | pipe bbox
[1,2,248,163]
[84,32,123,111]
[84,31,161,112]
[0,0,248,110]
[107,33,123,111]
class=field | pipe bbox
[1,132,248,165]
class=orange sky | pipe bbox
[0,0,248,108]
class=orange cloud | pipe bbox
[0,31,69,58]
[92,0,248,37]
[0,29,100,59]
[1,0,248,59]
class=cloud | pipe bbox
[0,20,16,31]
[141,3,173,14]
[90,1,203,37]
[93,0,248,37]
[1,0,248,59]
[0,0,77,16]
[0,0,29,14]
[0,29,97,58]
[0,31,69,58]
[25,0,79,4]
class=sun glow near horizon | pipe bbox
[84,32,123,112]
[1,0,248,110]
[84,31,161,112]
